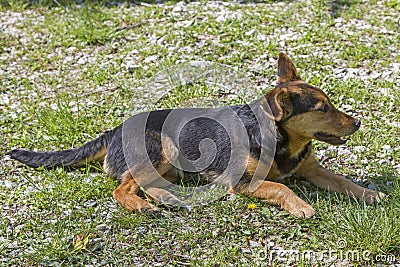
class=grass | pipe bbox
[0,0,399,266]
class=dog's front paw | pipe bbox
[284,200,316,219]
[365,190,386,205]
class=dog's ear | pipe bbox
[266,88,290,121]
[277,52,301,84]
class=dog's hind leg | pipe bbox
[112,159,178,213]
[112,135,180,212]
[112,170,159,213]
[232,181,316,218]
[145,187,182,207]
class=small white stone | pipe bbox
[354,146,366,153]
[381,145,392,152]
[245,29,255,36]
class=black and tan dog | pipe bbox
[8,53,384,218]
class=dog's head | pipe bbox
[265,53,361,145]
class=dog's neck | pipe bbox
[277,123,312,156]
[273,123,312,175]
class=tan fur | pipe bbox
[231,53,384,218]
[284,108,358,139]
[295,156,385,204]
[112,171,158,212]
[245,155,271,178]
[111,52,384,218]
[112,136,179,213]
[277,52,301,83]
[73,147,108,167]
[232,181,315,218]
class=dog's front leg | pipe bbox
[232,181,316,218]
[296,155,385,204]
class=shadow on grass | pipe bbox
[329,0,356,18]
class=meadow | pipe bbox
[0,0,399,266]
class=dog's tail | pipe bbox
[7,129,116,169]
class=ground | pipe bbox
[0,0,399,266]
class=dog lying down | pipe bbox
[8,52,385,218]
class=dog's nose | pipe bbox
[353,120,361,128]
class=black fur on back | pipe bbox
[103,106,258,179]
[7,99,312,181]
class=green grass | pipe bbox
[1,0,399,266]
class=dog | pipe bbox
[7,52,384,218]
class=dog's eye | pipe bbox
[320,105,329,112]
